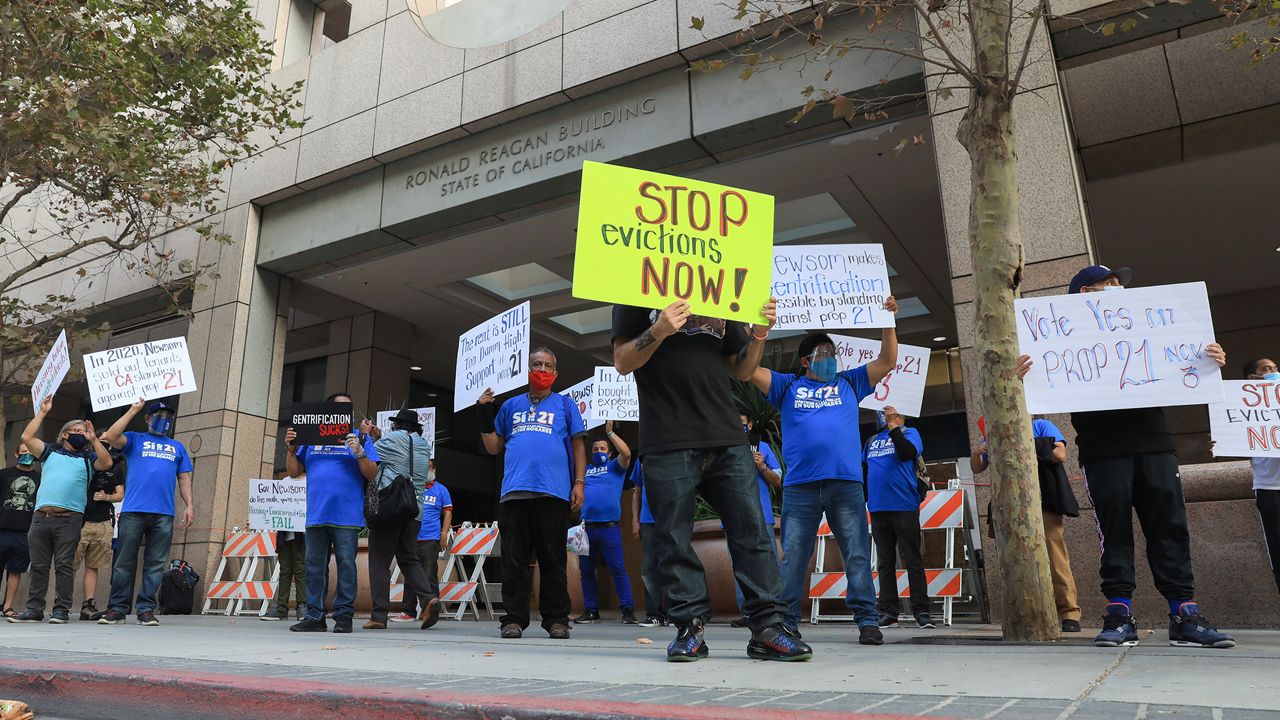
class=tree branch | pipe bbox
[1011,0,1047,94]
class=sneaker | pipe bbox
[500,623,523,638]
[573,610,601,624]
[1094,604,1139,647]
[878,613,899,627]
[729,615,750,628]
[391,612,417,622]
[290,617,328,632]
[137,611,160,626]
[915,613,936,629]
[638,616,666,628]
[79,600,98,622]
[1061,619,1081,633]
[333,616,353,634]
[667,619,709,662]
[747,623,813,661]
[97,610,126,625]
[1168,606,1235,649]
[860,624,885,646]
[7,611,42,623]
[621,608,638,625]
[362,619,387,630]
[49,608,70,624]
[260,609,287,622]
[548,623,572,639]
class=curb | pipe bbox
[0,659,931,720]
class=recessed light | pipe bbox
[933,336,947,342]
[409,366,422,371]
[427,392,438,398]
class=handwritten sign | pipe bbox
[248,477,308,531]
[572,161,774,324]
[31,330,71,406]
[1016,282,1222,414]
[830,334,932,417]
[1209,380,1280,458]
[564,377,605,431]
[454,302,531,411]
[591,366,639,422]
[83,337,198,412]
[376,408,438,457]
[288,402,353,446]
[773,245,894,330]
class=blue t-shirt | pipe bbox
[1033,418,1066,444]
[298,434,379,528]
[417,482,453,541]
[34,446,96,513]
[496,393,586,501]
[721,443,779,528]
[765,366,873,485]
[582,458,627,522]
[120,431,193,516]
[865,427,925,512]
[633,461,654,525]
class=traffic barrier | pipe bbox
[201,530,278,617]
[390,523,499,621]
[809,569,963,599]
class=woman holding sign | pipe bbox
[1243,358,1280,598]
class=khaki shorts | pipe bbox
[76,520,114,570]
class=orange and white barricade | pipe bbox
[201,530,279,617]
[392,523,498,621]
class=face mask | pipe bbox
[1264,372,1280,382]
[529,370,556,393]
[426,471,436,484]
[149,415,173,435]
[1102,284,1123,291]
[17,454,34,467]
[592,452,609,465]
[65,433,90,451]
[810,356,838,382]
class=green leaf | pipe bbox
[1101,22,1116,37]
[739,67,755,81]
[1120,18,1138,33]
[690,16,704,31]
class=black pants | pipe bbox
[1257,489,1280,596]
[368,518,432,624]
[638,523,667,618]
[497,496,571,631]
[401,539,441,617]
[26,512,83,614]
[1083,452,1193,601]
[870,511,929,616]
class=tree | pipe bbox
[0,0,303,454]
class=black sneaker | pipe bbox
[97,609,126,625]
[7,610,42,623]
[667,619,709,662]
[1168,606,1234,648]
[548,623,572,639]
[638,615,666,628]
[574,610,601,624]
[729,615,750,628]
[860,625,885,646]
[137,611,160,626]
[915,613,936,629]
[290,617,328,632]
[500,623,523,638]
[878,613,899,627]
[747,623,813,661]
[621,608,638,625]
[1061,619,1081,633]
[332,616,353,633]
[49,608,70,624]
[80,600,98,621]
[1094,604,1139,647]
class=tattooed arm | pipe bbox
[614,301,690,375]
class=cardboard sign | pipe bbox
[572,161,774,324]
[1016,282,1223,414]
[564,377,605,431]
[772,245,895,330]
[31,329,71,406]
[288,402,354,446]
[831,334,932,418]
[83,336,198,412]
[455,302,531,411]
[375,407,438,457]
[1209,380,1280,458]
[248,477,308,531]
[591,366,639,422]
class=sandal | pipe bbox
[0,608,17,619]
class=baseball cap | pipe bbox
[147,401,174,415]
[1068,264,1132,294]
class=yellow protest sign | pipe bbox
[572,161,774,324]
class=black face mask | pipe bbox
[65,433,90,451]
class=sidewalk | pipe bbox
[1,615,1276,719]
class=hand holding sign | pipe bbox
[652,300,691,340]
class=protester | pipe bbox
[286,392,379,634]
[971,415,1082,632]
[574,420,638,625]
[9,395,112,624]
[728,413,781,629]
[748,298,899,648]
[865,406,931,629]
[615,298,812,662]
[77,437,124,621]
[1242,358,1280,597]
[629,460,668,627]
[365,409,437,630]
[397,459,451,622]
[0,444,40,619]
[1017,264,1233,648]
[479,347,586,640]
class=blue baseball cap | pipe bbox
[147,401,174,415]
[1069,264,1132,294]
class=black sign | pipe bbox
[288,402,354,446]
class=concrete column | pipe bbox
[322,311,413,416]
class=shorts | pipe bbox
[76,520,114,570]
[0,528,30,574]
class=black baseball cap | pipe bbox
[1069,264,1132,294]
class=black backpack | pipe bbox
[159,559,200,615]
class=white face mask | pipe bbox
[426,471,436,483]
[1102,284,1123,291]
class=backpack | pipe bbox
[159,559,200,615]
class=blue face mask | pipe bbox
[17,454,35,466]
[810,357,838,382]
[149,415,173,436]
[592,452,609,465]
[1264,372,1280,382]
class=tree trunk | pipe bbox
[958,0,1060,642]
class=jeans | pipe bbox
[402,539,441,618]
[108,512,173,615]
[779,480,878,628]
[735,521,779,612]
[644,446,786,629]
[578,524,634,612]
[368,518,433,624]
[304,525,359,621]
[497,496,572,631]
[25,512,83,614]
[638,524,666,618]
[274,534,307,615]
[871,510,930,617]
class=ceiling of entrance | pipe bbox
[299,115,952,390]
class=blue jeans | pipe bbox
[780,480,878,628]
[304,525,359,621]
[108,512,173,615]
[579,524,635,611]
[735,521,780,612]
[644,446,786,629]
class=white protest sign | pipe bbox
[772,244,895,330]
[564,377,605,431]
[375,408,438,457]
[591,366,639,421]
[1016,282,1222,414]
[830,334,932,418]
[454,301,530,411]
[31,329,71,406]
[83,336,198,412]
[247,477,308,531]
[1209,380,1280,458]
